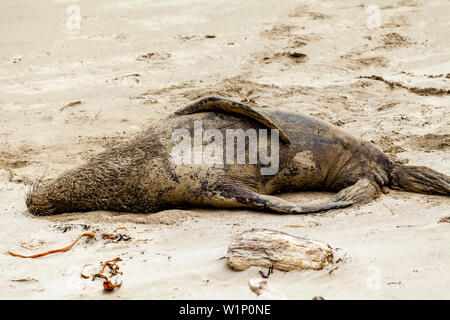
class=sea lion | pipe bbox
[26,97,450,216]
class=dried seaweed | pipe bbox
[8,233,95,259]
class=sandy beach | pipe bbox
[0,0,449,299]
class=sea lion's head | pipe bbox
[25,160,136,216]
[25,170,100,216]
[25,178,79,216]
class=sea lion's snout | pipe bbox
[26,183,59,216]
[26,190,56,216]
[26,198,57,216]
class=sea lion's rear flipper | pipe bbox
[333,178,381,204]
[174,97,291,144]
[215,183,352,214]
[389,165,450,196]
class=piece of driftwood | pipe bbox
[227,228,333,271]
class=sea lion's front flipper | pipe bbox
[174,97,290,144]
[333,178,381,205]
[215,183,352,214]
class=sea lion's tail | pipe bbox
[389,164,450,196]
